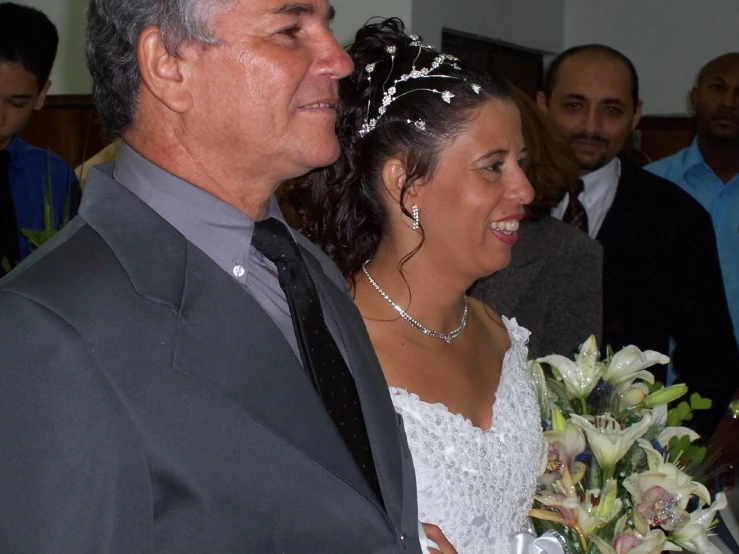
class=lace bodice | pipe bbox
[391,317,545,554]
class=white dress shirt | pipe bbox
[551,157,621,239]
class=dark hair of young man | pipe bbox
[0,2,59,90]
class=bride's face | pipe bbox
[414,99,534,280]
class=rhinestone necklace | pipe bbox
[361,261,468,344]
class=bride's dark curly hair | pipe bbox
[284,18,514,279]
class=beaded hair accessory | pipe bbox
[358,35,481,137]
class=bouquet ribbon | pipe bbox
[511,531,566,554]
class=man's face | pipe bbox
[538,52,642,175]
[180,0,353,184]
[691,57,739,143]
[0,61,48,150]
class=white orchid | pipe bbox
[669,492,727,554]
[533,476,622,544]
[543,423,588,485]
[635,439,711,506]
[603,344,668,390]
[536,336,604,399]
[569,413,652,474]
[591,528,680,554]
[624,440,712,536]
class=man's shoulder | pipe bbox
[644,148,688,180]
[523,217,601,259]
[9,138,76,183]
[11,138,73,167]
[620,158,707,216]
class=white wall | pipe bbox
[22,0,91,94]
[332,0,412,47]
[564,0,739,115]
[413,0,564,54]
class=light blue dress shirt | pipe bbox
[646,139,739,346]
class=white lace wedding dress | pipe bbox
[390,317,545,554]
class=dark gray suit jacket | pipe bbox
[469,216,603,358]
[0,165,421,553]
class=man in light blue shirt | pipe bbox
[646,53,739,346]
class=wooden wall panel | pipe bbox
[18,95,111,169]
[634,115,695,165]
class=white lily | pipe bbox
[669,492,728,554]
[603,344,668,388]
[528,360,550,420]
[537,336,604,399]
[569,413,652,474]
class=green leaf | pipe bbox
[690,393,712,411]
[1,256,12,274]
[667,401,693,426]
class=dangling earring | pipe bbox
[411,205,420,230]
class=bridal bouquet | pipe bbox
[529,337,727,554]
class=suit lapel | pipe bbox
[79,166,378,504]
[597,154,635,241]
[300,246,404,521]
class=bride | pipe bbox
[287,19,545,554]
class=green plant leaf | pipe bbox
[667,401,693,426]
[690,393,712,411]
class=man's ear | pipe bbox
[33,80,51,111]
[631,99,643,130]
[689,87,699,113]
[535,91,548,113]
[136,25,194,113]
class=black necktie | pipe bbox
[562,179,589,233]
[0,150,20,275]
[251,217,382,503]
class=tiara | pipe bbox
[358,36,481,137]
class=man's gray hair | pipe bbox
[86,0,233,138]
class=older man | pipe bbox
[0,1,437,552]
[538,45,739,438]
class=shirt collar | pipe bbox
[4,135,23,164]
[682,138,707,175]
[112,142,290,281]
[581,156,621,194]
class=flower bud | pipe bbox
[552,406,567,432]
[591,478,618,519]
[643,384,688,408]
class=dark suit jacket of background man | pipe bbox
[598,155,739,436]
[470,216,603,359]
[0,164,422,553]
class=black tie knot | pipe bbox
[252,217,300,264]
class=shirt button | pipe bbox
[233,265,245,277]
